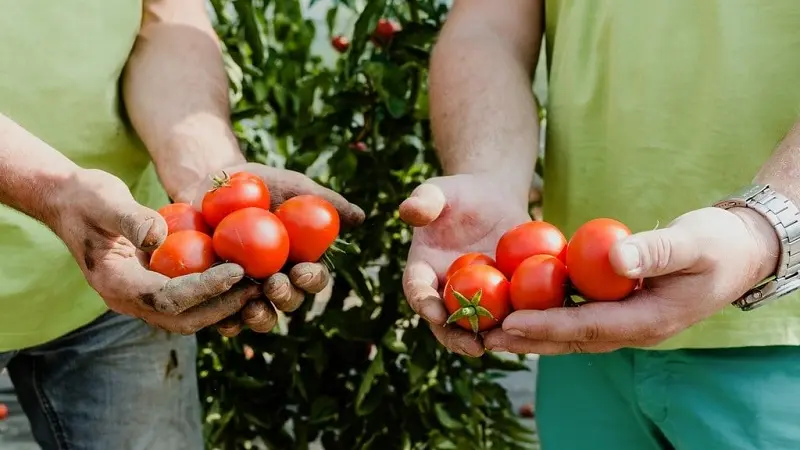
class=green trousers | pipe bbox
[536,346,800,450]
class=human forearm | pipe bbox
[123,0,245,203]
[0,114,79,227]
[429,0,544,207]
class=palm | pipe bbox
[408,175,530,286]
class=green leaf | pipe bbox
[434,403,462,430]
[346,0,387,74]
[310,396,339,424]
[355,349,385,412]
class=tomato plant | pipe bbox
[445,252,496,282]
[371,17,400,46]
[158,202,211,235]
[274,195,340,263]
[149,230,217,278]
[212,207,289,279]
[567,218,637,301]
[443,265,511,333]
[495,221,567,278]
[201,171,271,228]
[510,254,568,311]
[331,35,350,53]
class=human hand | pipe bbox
[180,162,366,336]
[483,207,780,354]
[399,174,531,357]
[54,169,261,334]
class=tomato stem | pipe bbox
[209,170,232,190]
[445,288,492,334]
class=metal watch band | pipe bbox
[713,184,800,310]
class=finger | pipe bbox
[147,263,245,315]
[173,282,261,335]
[402,257,446,324]
[398,183,446,227]
[216,315,243,337]
[483,329,628,355]
[500,292,673,343]
[98,197,168,252]
[430,322,484,357]
[609,226,700,279]
[241,299,278,333]
[264,272,305,312]
[288,262,330,294]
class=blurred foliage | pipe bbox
[198,1,537,449]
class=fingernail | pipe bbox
[619,243,642,277]
[491,347,507,353]
[506,328,524,337]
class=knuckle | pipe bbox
[567,342,587,354]
[580,321,602,341]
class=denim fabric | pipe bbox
[0,311,203,450]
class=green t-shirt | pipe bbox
[543,0,800,350]
[0,2,167,351]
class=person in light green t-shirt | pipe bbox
[0,1,363,448]
[402,0,800,448]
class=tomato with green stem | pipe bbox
[274,195,340,264]
[443,265,510,333]
[201,171,270,228]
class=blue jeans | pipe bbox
[0,311,203,450]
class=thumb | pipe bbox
[609,226,700,279]
[399,183,446,227]
[102,200,168,252]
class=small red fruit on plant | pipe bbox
[371,18,400,46]
[567,218,637,301]
[212,207,289,279]
[510,254,568,310]
[445,252,496,282]
[149,230,216,278]
[243,344,255,361]
[201,171,270,228]
[518,403,535,418]
[158,203,211,235]
[0,403,7,421]
[495,221,567,279]
[331,35,350,53]
[443,265,511,333]
[349,141,368,152]
[274,195,340,263]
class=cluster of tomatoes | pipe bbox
[443,218,637,333]
[149,171,340,280]
[331,18,401,53]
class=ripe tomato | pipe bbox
[445,252,496,282]
[158,202,210,235]
[443,265,510,333]
[331,35,350,53]
[273,195,340,263]
[212,207,289,279]
[371,18,400,46]
[149,230,216,278]
[201,171,271,228]
[0,403,7,421]
[495,221,567,279]
[567,218,637,301]
[510,255,568,311]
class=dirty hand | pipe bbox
[399,174,531,357]
[181,162,366,336]
[484,207,780,354]
[54,169,260,335]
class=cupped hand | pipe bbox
[182,162,366,337]
[55,169,261,335]
[399,174,531,357]
[483,207,780,354]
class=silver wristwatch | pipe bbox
[713,184,800,310]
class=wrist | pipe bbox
[729,207,781,283]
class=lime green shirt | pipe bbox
[0,1,167,351]
[543,0,800,349]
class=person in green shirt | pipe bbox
[402,0,800,448]
[0,1,362,448]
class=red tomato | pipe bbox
[331,35,350,53]
[371,18,401,46]
[445,252,496,282]
[349,141,368,152]
[212,207,289,279]
[0,403,7,421]
[273,195,340,263]
[495,221,567,279]
[510,254,568,311]
[567,218,637,301]
[201,171,270,228]
[443,265,510,333]
[158,203,211,235]
[149,230,216,278]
